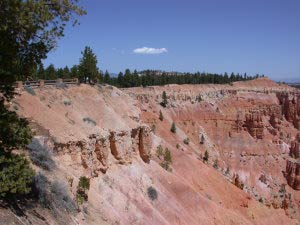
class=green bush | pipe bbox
[0,151,34,197]
[159,110,164,121]
[160,91,168,107]
[213,159,219,169]
[76,176,90,205]
[157,147,172,172]
[147,186,158,201]
[156,145,164,159]
[170,122,176,133]
[83,117,96,126]
[183,138,189,145]
[78,176,90,190]
[203,150,209,163]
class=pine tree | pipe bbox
[203,150,209,163]
[78,46,99,83]
[170,122,176,133]
[160,91,168,107]
[200,134,205,144]
[104,70,110,84]
[159,110,164,121]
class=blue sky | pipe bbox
[44,0,300,81]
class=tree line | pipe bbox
[32,46,262,87]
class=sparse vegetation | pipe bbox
[183,138,190,145]
[63,100,72,106]
[159,110,164,121]
[76,176,90,205]
[27,138,56,171]
[170,122,176,133]
[196,94,202,102]
[24,86,36,96]
[160,148,172,171]
[203,150,209,163]
[0,152,35,197]
[160,91,168,107]
[51,181,77,213]
[56,83,68,89]
[200,134,205,144]
[151,124,156,133]
[156,146,172,172]
[213,159,219,169]
[83,117,96,126]
[147,186,158,201]
[156,145,164,159]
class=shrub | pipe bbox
[170,122,176,133]
[76,176,90,205]
[196,94,202,102]
[83,117,96,126]
[157,146,172,172]
[151,124,156,133]
[33,173,50,207]
[160,91,168,107]
[183,138,189,145]
[176,144,180,149]
[27,138,55,171]
[63,100,72,106]
[147,186,158,201]
[163,148,172,164]
[0,151,35,197]
[203,150,209,163]
[24,86,36,96]
[159,110,164,121]
[56,83,68,89]
[51,181,77,213]
[213,159,219,169]
[78,176,90,190]
[200,134,205,144]
[156,145,164,159]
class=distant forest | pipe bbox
[31,63,262,88]
[27,46,263,88]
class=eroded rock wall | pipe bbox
[54,126,152,176]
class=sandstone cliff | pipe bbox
[5,78,300,225]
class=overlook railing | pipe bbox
[15,78,79,88]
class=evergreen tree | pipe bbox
[203,150,209,163]
[170,122,176,133]
[104,70,110,84]
[36,63,45,80]
[159,110,164,121]
[44,64,56,80]
[160,91,168,107]
[70,65,79,78]
[200,134,205,144]
[78,46,99,83]
[62,66,70,79]
[0,0,85,199]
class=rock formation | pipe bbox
[244,110,264,139]
[285,134,300,190]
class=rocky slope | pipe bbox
[2,78,300,225]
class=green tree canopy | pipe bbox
[0,0,86,87]
[78,46,99,83]
[0,0,85,198]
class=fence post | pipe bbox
[39,80,44,87]
[56,78,63,85]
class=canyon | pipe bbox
[3,78,300,225]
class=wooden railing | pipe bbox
[15,78,79,88]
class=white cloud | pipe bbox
[133,47,168,54]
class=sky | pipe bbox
[44,0,300,82]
